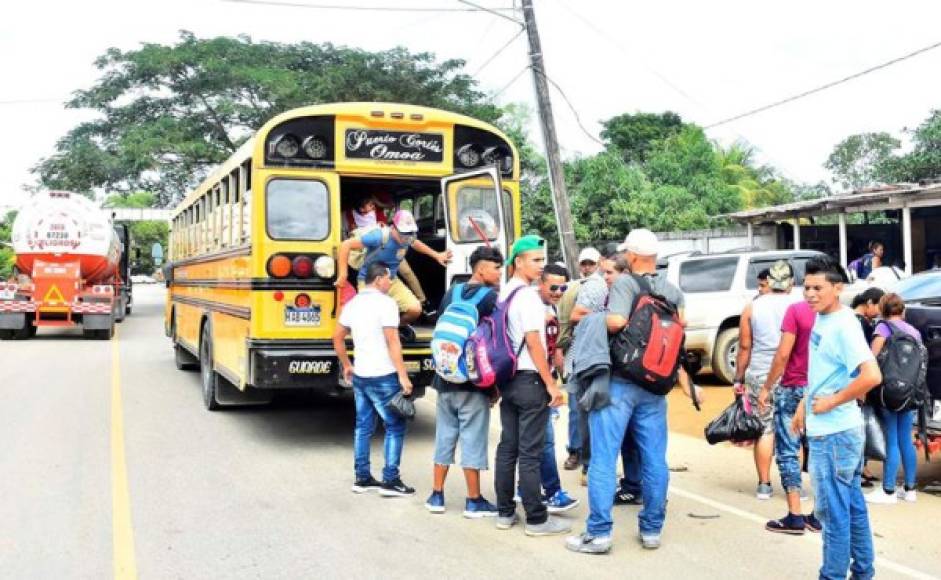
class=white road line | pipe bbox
[670,485,940,580]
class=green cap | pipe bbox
[506,235,546,267]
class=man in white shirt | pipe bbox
[493,235,569,537]
[334,261,415,497]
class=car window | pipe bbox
[895,273,941,302]
[679,258,738,293]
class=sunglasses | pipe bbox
[549,284,568,293]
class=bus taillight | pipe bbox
[294,293,311,308]
[292,256,314,278]
[267,255,292,278]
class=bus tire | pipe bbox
[712,328,740,385]
[199,323,222,411]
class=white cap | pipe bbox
[577,247,601,264]
[617,229,659,256]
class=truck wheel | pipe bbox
[97,325,115,340]
[712,328,740,385]
[199,324,222,411]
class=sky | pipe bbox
[3,0,941,212]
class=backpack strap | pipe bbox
[503,285,528,358]
[465,285,491,308]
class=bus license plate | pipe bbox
[284,306,321,327]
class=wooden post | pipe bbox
[903,205,913,275]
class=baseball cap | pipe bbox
[578,247,601,264]
[768,260,794,291]
[392,209,418,233]
[506,234,546,267]
[617,229,659,256]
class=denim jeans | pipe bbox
[541,417,562,498]
[352,373,406,482]
[586,378,669,537]
[495,372,550,525]
[879,407,917,492]
[774,386,806,493]
[619,427,642,496]
[567,393,582,453]
[809,426,874,580]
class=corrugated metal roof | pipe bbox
[720,183,941,222]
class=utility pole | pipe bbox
[520,0,579,273]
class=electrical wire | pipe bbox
[472,28,525,76]
[492,66,530,98]
[221,0,516,12]
[537,70,605,147]
[706,39,941,129]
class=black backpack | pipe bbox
[873,322,929,412]
[610,274,685,396]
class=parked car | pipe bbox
[660,249,866,384]
[894,270,941,435]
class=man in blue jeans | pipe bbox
[334,261,416,497]
[567,229,701,555]
[792,256,881,579]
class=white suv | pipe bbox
[659,249,864,384]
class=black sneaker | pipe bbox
[351,475,383,494]
[614,489,643,506]
[765,513,806,535]
[804,513,823,533]
[380,478,416,497]
[421,301,438,321]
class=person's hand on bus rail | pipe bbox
[435,249,453,267]
[334,271,347,288]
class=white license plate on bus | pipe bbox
[284,306,321,327]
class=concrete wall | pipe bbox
[653,225,778,256]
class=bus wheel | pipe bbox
[199,324,222,411]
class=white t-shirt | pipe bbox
[499,277,546,373]
[339,288,400,377]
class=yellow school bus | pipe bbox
[166,102,520,409]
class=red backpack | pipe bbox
[610,274,685,395]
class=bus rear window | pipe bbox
[266,179,329,240]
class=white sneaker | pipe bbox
[897,489,917,502]
[865,488,898,505]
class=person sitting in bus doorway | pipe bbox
[342,195,436,320]
[336,208,451,331]
[334,261,416,498]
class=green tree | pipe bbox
[879,110,941,183]
[825,132,901,190]
[33,31,500,206]
[717,142,795,208]
[600,111,687,164]
[104,193,168,274]
[644,126,743,224]
[0,211,17,279]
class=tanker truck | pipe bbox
[0,191,133,340]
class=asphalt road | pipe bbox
[1,285,939,579]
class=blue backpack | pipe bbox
[431,284,491,383]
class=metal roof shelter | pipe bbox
[721,183,941,275]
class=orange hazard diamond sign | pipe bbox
[44,285,66,305]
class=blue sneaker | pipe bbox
[425,490,445,514]
[546,489,579,513]
[463,496,499,518]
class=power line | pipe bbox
[538,71,604,147]
[471,28,524,76]
[706,39,941,129]
[222,0,516,12]
[492,66,530,98]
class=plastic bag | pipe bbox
[704,394,764,445]
[862,405,887,462]
[388,392,416,421]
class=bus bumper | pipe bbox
[247,339,436,391]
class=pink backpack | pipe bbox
[465,286,526,389]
